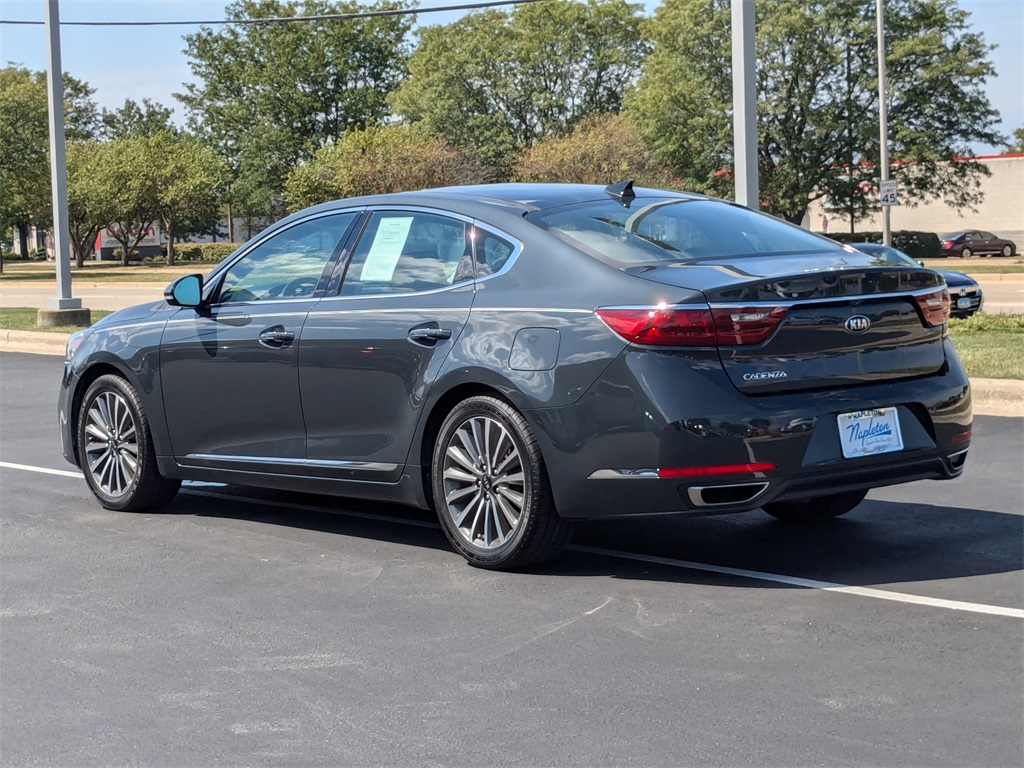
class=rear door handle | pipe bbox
[408,326,452,343]
[258,325,296,347]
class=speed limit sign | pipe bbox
[879,179,898,206]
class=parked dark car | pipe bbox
[59,183,972,569]
[939,230,1017,258]
[852,242,983,318]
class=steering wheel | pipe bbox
[282,276,319,298]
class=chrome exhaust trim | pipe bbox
[687,481,770,508]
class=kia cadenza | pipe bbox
[59,183,972,569]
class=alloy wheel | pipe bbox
[83,390,140,499]
[441,415,525,550]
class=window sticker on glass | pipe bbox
[361,216,414,281]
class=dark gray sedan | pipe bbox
[59,183,972,569]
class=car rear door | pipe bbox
[298,209,476,482]
[159,212,359,469]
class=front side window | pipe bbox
[341,211,473,296]
[217,213,356,304]
[528,198,844,266]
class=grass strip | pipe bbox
[0,307,112,333]
[948,314,1024,380]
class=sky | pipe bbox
[1,0,1022,154]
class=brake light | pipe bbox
[596,305,787,347]
[941,240,953,249]
[595,306,717,346]
[913,288,951,327]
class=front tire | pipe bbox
[1002,244,1013,257]
[762,489,867,522]
[432,395,573,569]
[78,374,180,512]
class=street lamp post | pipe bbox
[876,0,892,246]
[732,0,758,210]
[39,0,90,327]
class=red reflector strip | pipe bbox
[658,463,775,478]
[950,430,972,444]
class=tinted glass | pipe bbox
[980,232,996,240]
[864,245,917,267]
[341,211,473,295]
[528,199,841,265]
[473,228,516,276]
[217,213,356,303]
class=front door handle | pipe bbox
[258,325,296,347]
[408,326,452,343]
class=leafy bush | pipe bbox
[176,243,241,262]
[827,230,941,259]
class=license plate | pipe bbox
[838,408,904,459]
[957,297,973,309]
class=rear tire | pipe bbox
[432,395,573,569]
[961,247,973,259]
[762,489,867,522]
[78,374,180,512]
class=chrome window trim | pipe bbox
[184,453,398,472]
[311,204,524,301]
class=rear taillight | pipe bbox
[596,305,787,347]
[913,288,951,327]
[710,306,788,345]
[941,240,953,249]
[595,306,717,346]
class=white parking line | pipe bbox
[0,461,84,479]
[2,459,1021,619]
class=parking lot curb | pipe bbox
[1,327,1021,417]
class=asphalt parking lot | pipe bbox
[2,351,1022,767]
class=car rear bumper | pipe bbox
[528,340,972,520]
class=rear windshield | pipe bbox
[526,198,844,265]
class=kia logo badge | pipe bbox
[845,315,871,333]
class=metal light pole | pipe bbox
[40,0,88,326]
[732,0,758,210]
[876,0,892,246]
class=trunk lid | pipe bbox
[627,252,949,394]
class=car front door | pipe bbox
[298,209,478,482]
[159,211,359,470]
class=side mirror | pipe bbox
[165,274,204,308]
[917,260,925,267]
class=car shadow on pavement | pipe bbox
[165,483,1022,590]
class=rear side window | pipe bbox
[473,228,516,276]
[341,211,473,295]
[527,198,843,266]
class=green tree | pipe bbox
[147,132,224,265]
[0,66,99,257]
[514,113,677,187]
[628,0,1003,223]
[391,0,649,178]
[88,137,161,266]
[284,125,485,210]
[101,98,175,140]
[1006,126,1024,153]
[66,141,117,267]
[178,0,413,226]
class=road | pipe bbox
[2,273,1023,313]
[1,351,1022,766]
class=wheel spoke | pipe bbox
[445,445,480,476]
[84,389,139,499]
[495,485,524,508]
[445,483,477,505]
[495,493,520,529]
[456,426,482,468]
